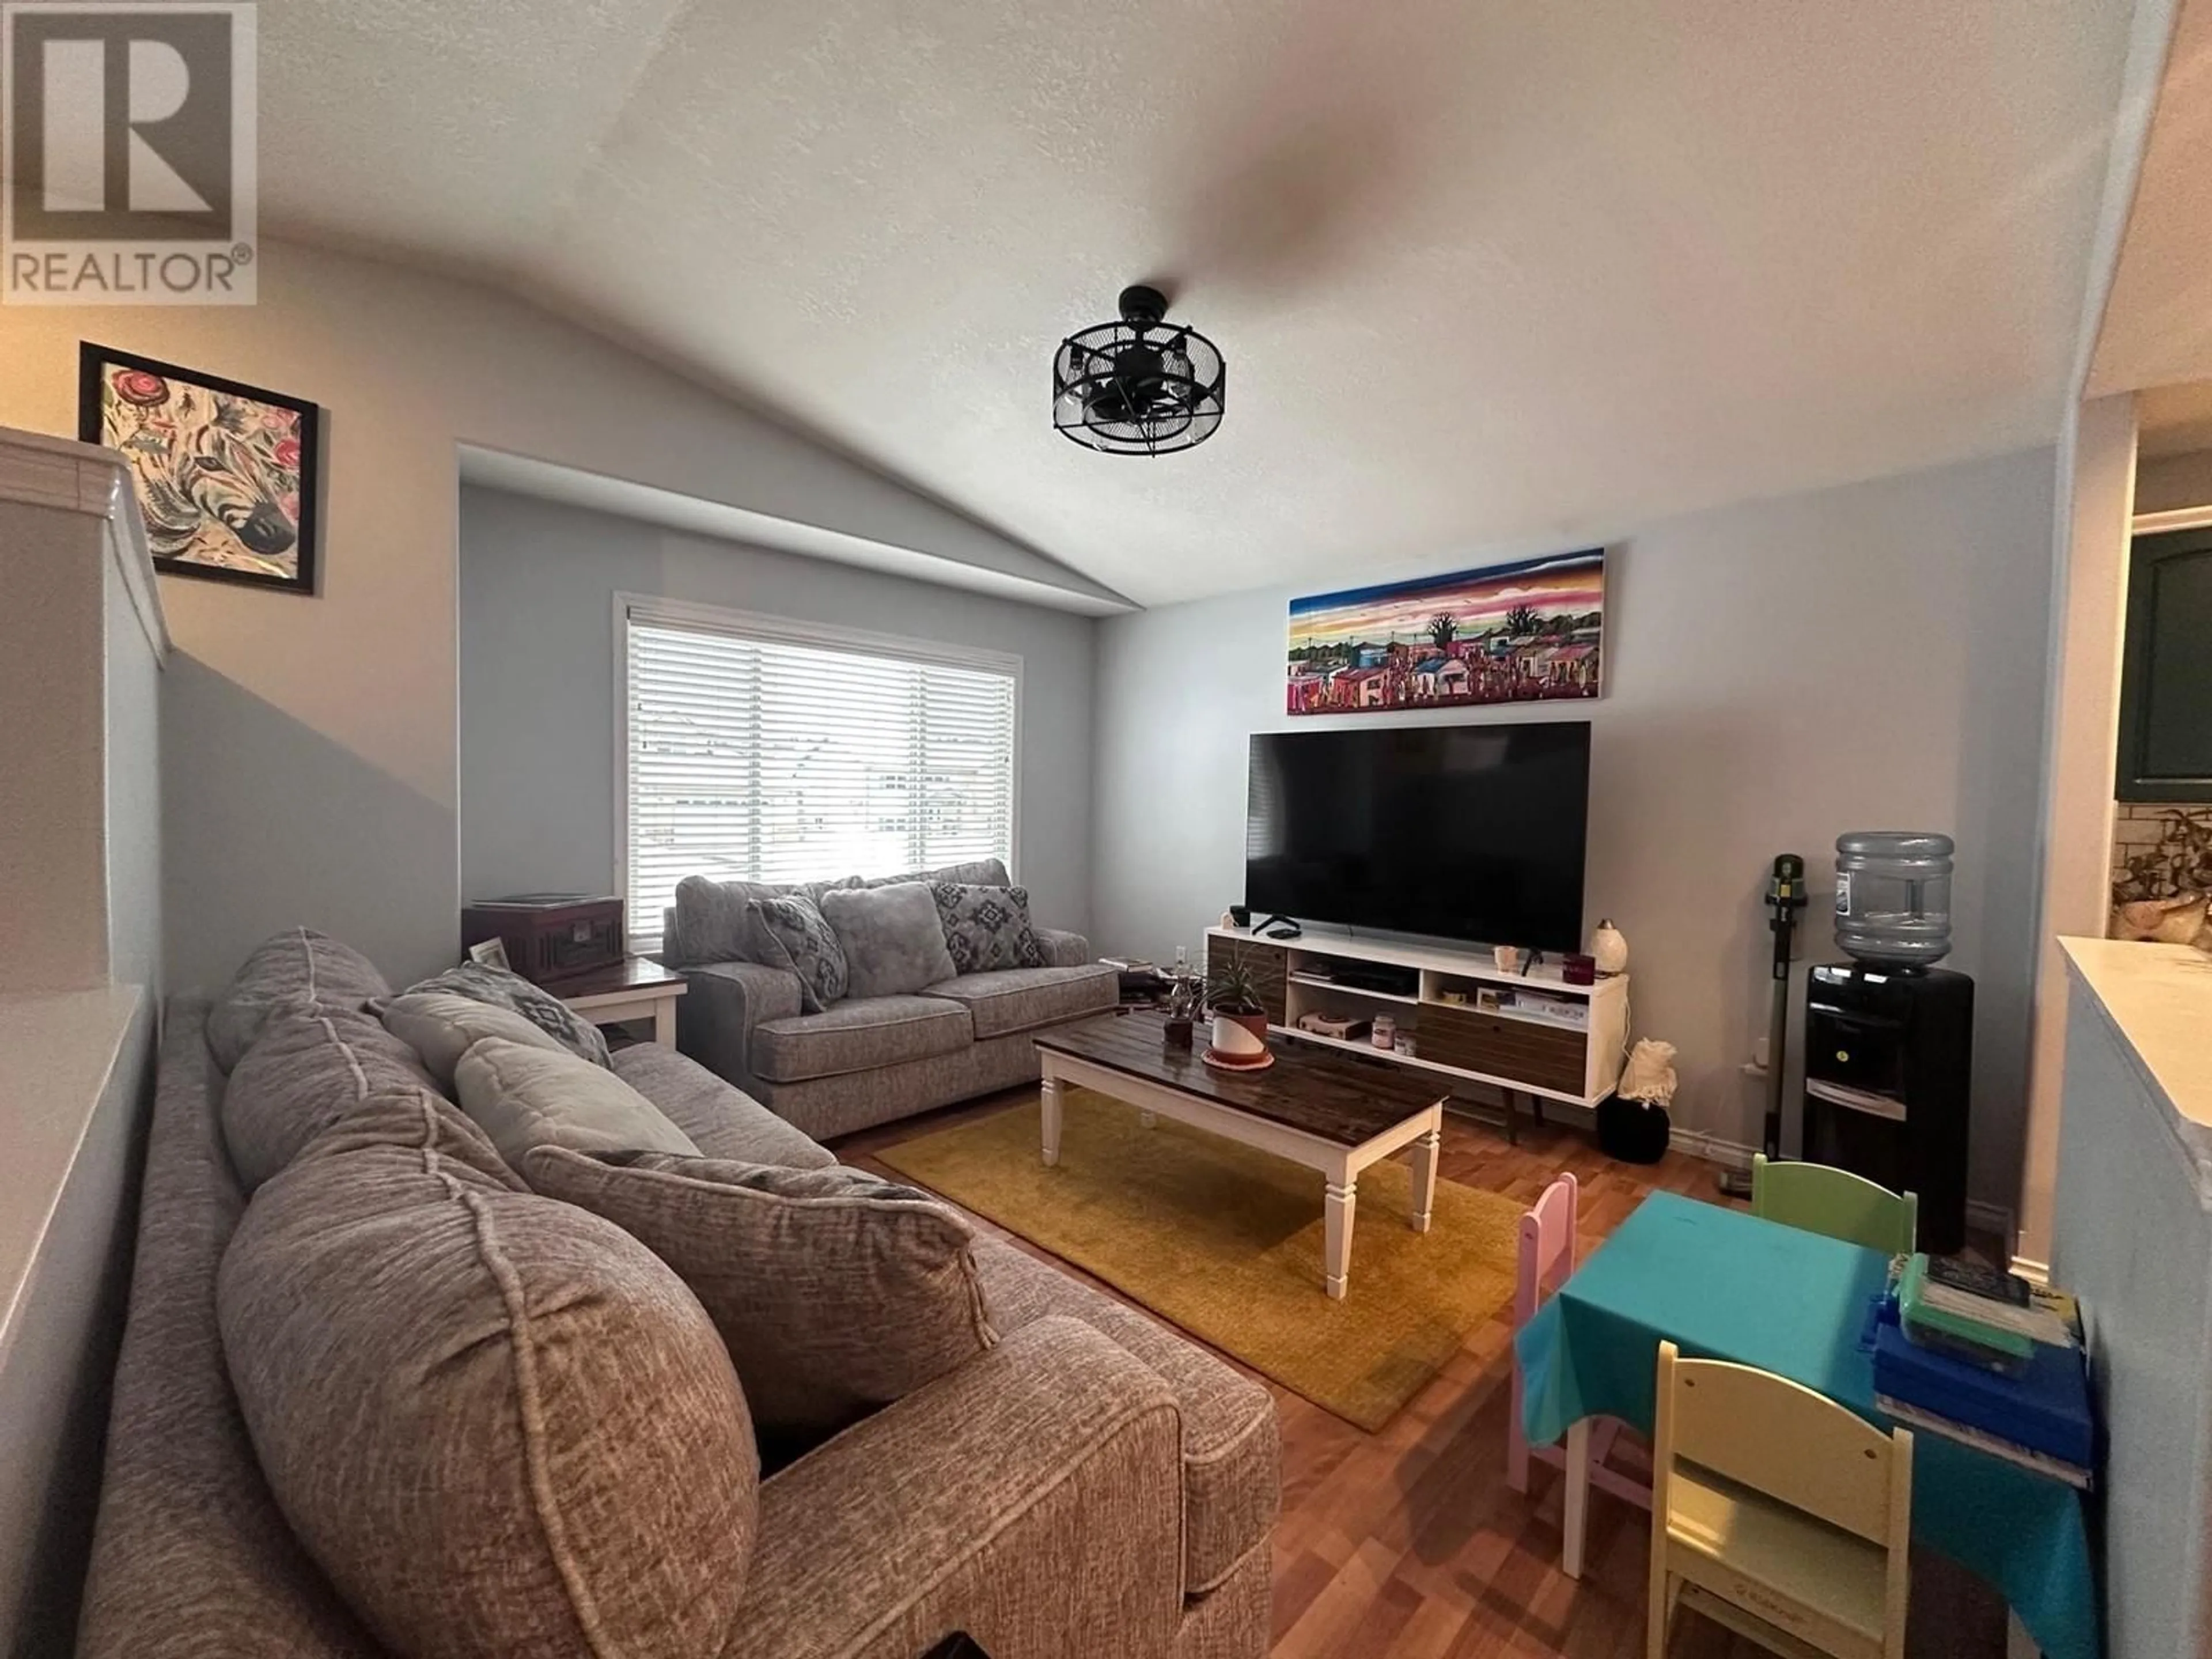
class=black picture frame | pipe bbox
[77,342,322,596]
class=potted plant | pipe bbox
[1205,961,1271,1062]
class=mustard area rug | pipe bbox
[874,1089,1524,1431]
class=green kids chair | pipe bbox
[1750,1154,1918,1255]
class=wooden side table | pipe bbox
[554,957,686,1045]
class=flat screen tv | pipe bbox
[1245,722,1590,951]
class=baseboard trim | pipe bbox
[1668,1127,1755,1171]
[1667,1130,2016,1248]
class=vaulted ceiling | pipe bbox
[262,1,2139,604]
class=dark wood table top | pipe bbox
[544,956,685,997]
[1034,1011,1448,1146]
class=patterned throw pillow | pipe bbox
[931,882,1046,975]
[404,963,612,1067]
[743,896,848,1014]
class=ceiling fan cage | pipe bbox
[1052,286,1226,456]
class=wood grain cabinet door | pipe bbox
[1204,938,1289,1025]
[2119,529,2212,802]
[1419,1004,1587,1095]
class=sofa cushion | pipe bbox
[931,882,1046,975]
[744,895,847,1013]
[920,964,1119,1040]
[285,1085,523,1187]
[819,881,957,999]
[401,963,611,1066]
[971,1234,1278,1594]
[207,928,391,1071]
[802,857,1012,904]
[927,856,1012,889]
[454,1037,699,1168]
[670,875,796,967]
[609,1043,835,1169]
[219,1104,757,1659]
[221,1005,439,1192]
[524,1148,994,1460]
[751,995,971,1084]
[380,989,570,1086]
[671,862,1013,968]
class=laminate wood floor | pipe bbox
[840,1092,2010,1659]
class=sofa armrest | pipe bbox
[732,1316,1186,1659]
[675,960,801,1093]
[1032,927,1090,968]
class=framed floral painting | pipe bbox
[77,343,321,594]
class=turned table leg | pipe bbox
[1041,1074,1065,1167]
[1323,1177,1358,1299]
[1410,1126,1441,1234]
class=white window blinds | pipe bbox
[621,600,1018,944]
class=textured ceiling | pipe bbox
[259,0,2138,605]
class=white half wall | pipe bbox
[2019,394,2138,1271]
[0,240,1095,991]
[457,486,1097,937]
[1091,448,2056,1211]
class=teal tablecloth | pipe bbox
[1515,1191,2097,1659]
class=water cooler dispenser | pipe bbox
[1801,833,1974,1255]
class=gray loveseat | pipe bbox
[77,932,1278,1659]
[661,858,1118,1141]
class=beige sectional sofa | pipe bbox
[661,858,1119,1141]
[77,933,1277,1659]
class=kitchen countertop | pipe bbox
[2061,935,2212,1196]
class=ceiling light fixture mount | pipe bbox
[1052,283,1225,456]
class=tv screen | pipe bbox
[1245,722,1590,951]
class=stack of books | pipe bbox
[1899,1255,2078,1369]
[1873,1256,2094,1489]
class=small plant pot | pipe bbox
[1164,1016,1194,1049]
[1209,1009,1269,1059]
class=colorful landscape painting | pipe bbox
[1286,550,1605,715]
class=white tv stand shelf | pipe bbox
[1205,927,1628,1111]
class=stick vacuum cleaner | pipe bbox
[1718,854,1807,1199]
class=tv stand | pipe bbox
[1252,914,1303,940]
[1205,926,1628,1127]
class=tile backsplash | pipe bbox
[2111,802,2212,935]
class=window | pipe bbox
[619,596,1019,947]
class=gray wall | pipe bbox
[1091,448,2056,1210]
[459,487,1099,936]
[0,241,1093,993]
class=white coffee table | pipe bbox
[1032,1012,1447,1299]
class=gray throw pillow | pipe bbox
[743,895,847,1013]
[671,876,775,967]
[818,881,957,998]
[522,1147,994,1459]
[403,963,611,1067]
[932,882,1046,975]
[221,1113,757,1659]
[454,1037,699,1168]
[381,989,573,1086]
